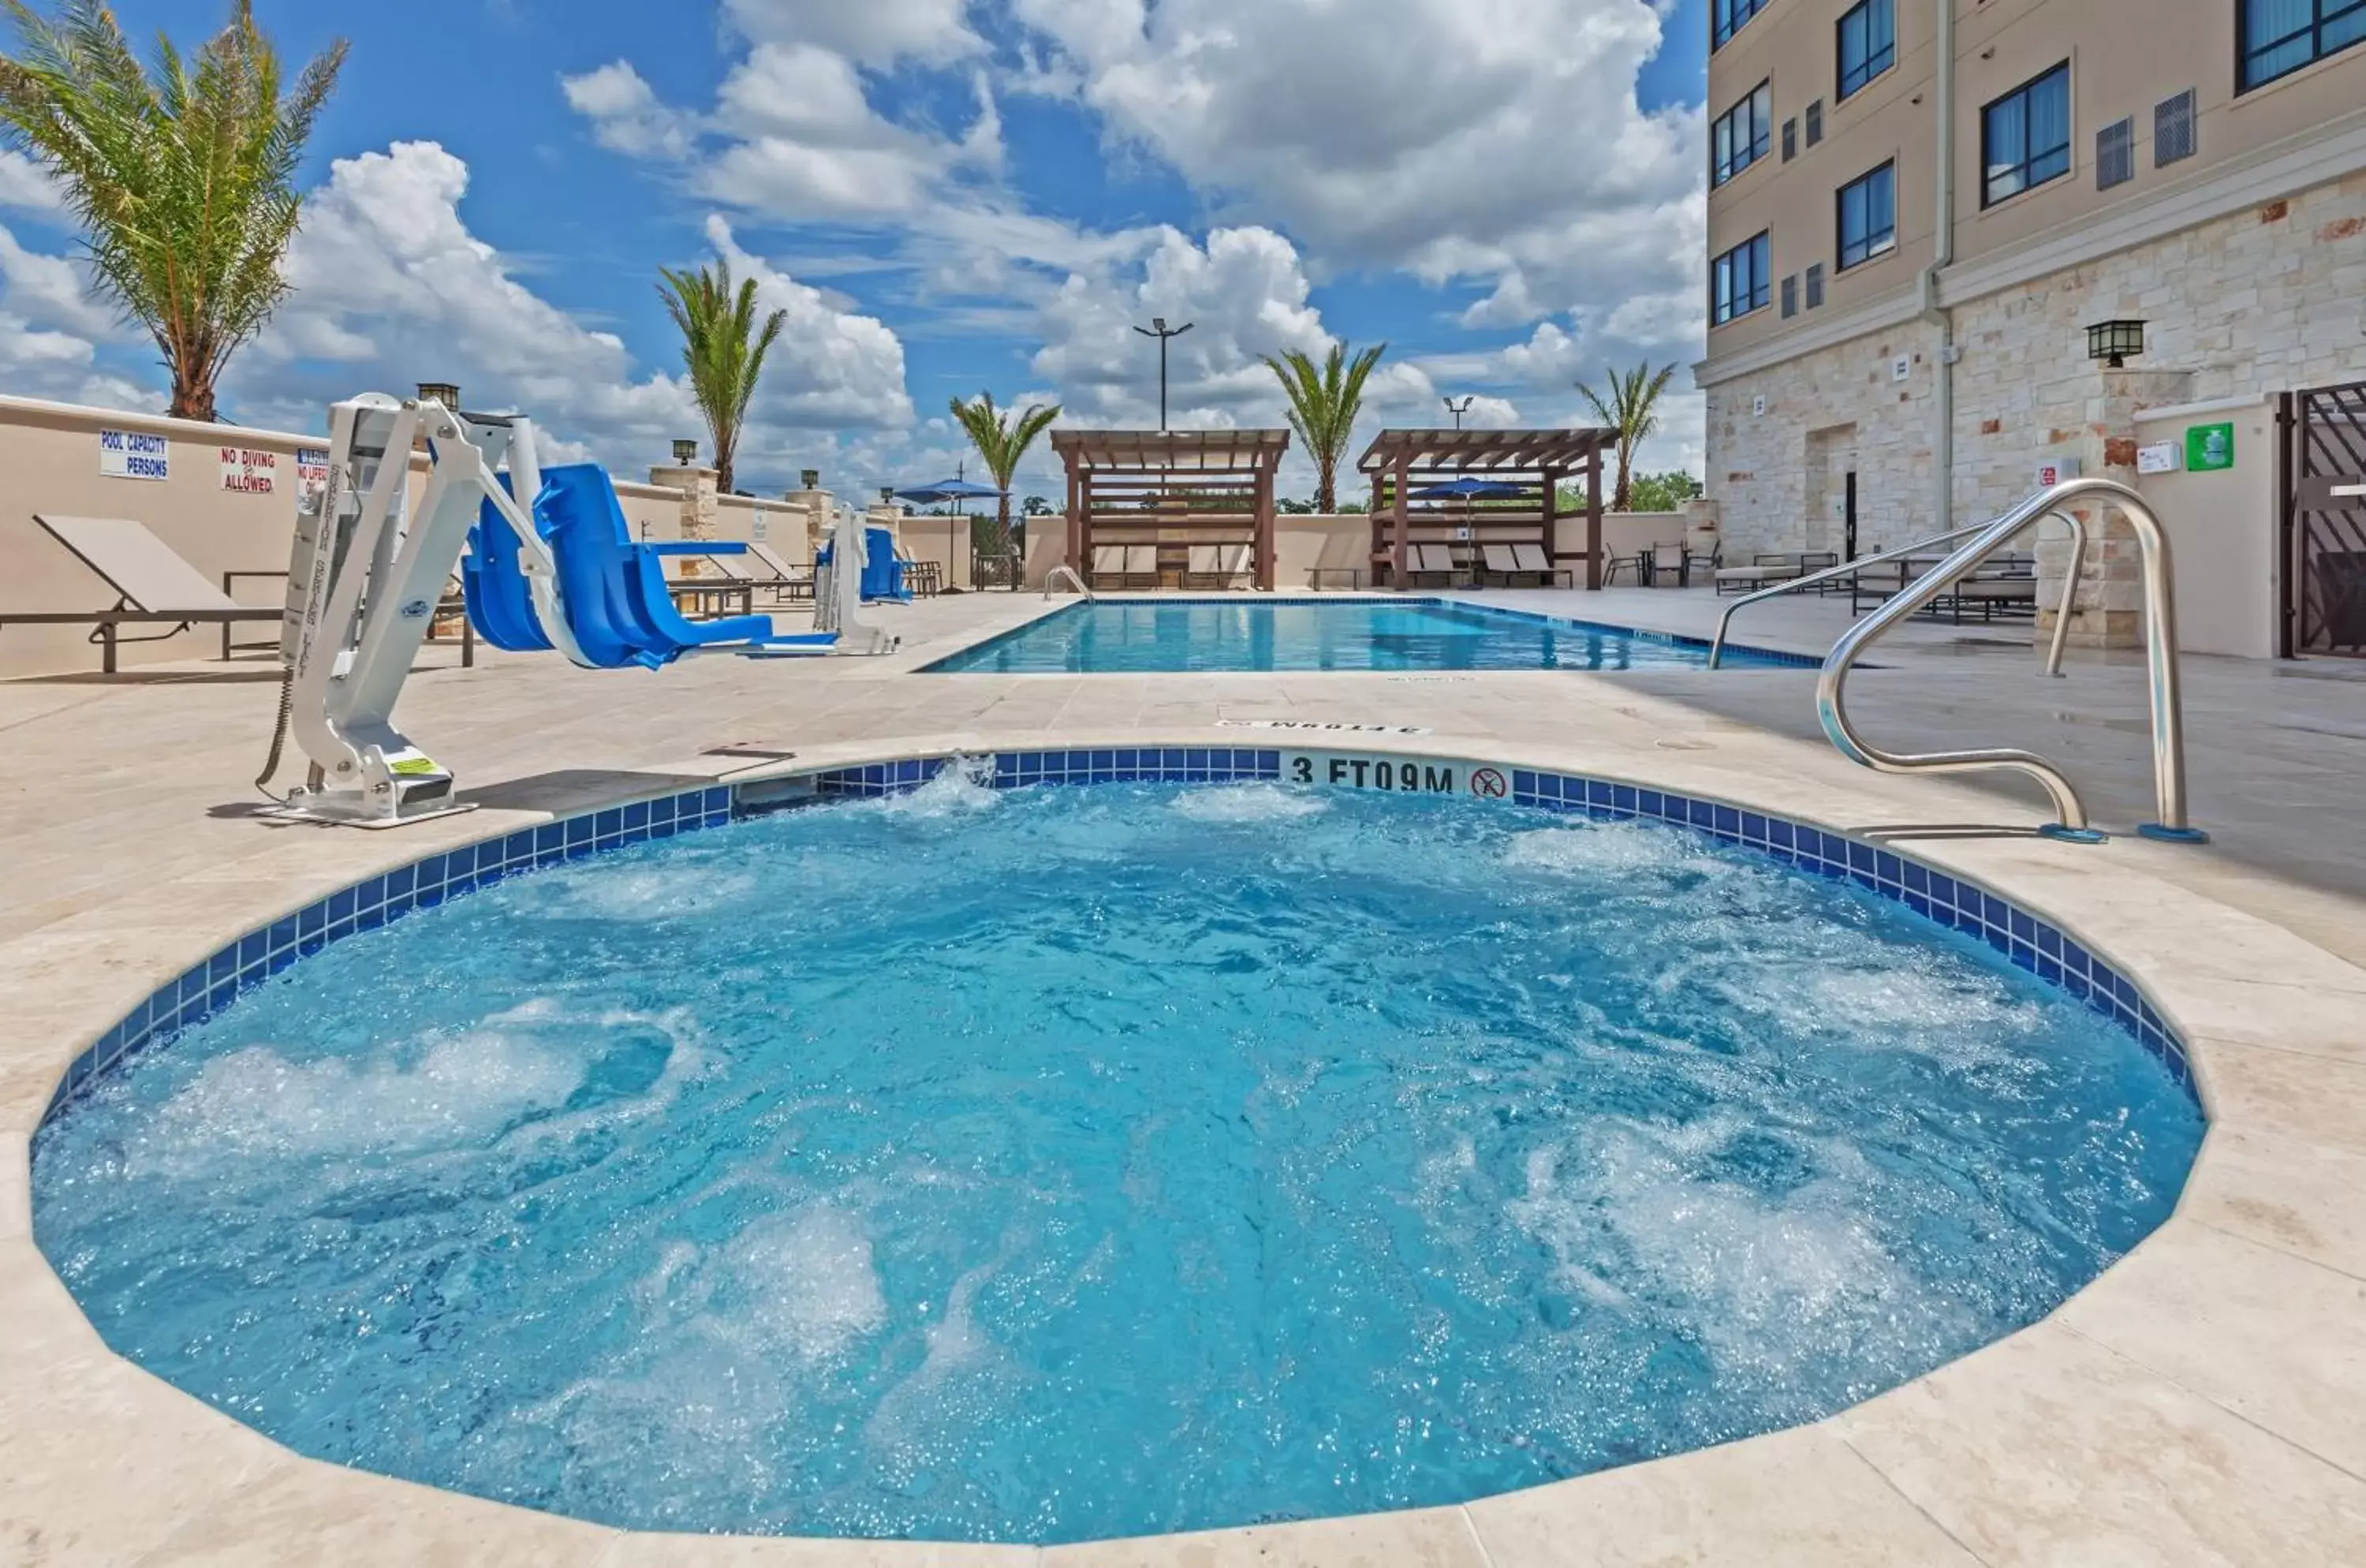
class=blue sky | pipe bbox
[0,0,1711,502]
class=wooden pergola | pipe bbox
[1054,429,1292,591]
[1356,427,1615,589]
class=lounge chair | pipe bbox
[1401,543,1458,589]
[1090,543,1126,588]
[1124,544,1162,588]
[1513,543,1573,588]
[1480,543,1551,587]
[1185,543,1253,589]
[746,540,816,601]
[1,515,286,673]
[1715,553,1807,595]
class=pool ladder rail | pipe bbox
[1044,566,1095,601]
[1715,477,2204,846]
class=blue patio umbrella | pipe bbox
[894,472,1007,587]
[1408,476,1526,500]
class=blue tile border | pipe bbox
[39,751,2200,1122]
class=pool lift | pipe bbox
[256,393,894,830]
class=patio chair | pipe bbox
[1090,543,1127,588]
[1512,543,1573,588]
[1123,544,1162,588]
[1686,539,1723,581]
[1647,542,1688,588]
[1604,549,1650,586]
[1,515,287,673]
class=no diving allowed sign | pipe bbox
[1282,750,1510,801]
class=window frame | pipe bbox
[1714,0,1770,51]
[1711,232,1772,327]
[1836,160,1898,271]
[2238,0,2366,92]
[1836,0,1898,102]
[1711,80,1774,188]
[1980,62,2074,209]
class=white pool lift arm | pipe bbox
[262,394,576,827]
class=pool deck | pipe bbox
[4,585,2364,1565]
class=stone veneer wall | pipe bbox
[1706,169,2366,646]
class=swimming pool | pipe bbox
[32,763,2200,1546]
[923,598,1814,674]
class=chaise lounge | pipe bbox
[1,515,285,673]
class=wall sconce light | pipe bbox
[416,381,460,410]
[672,439,700,466]
[2085,319,2145,368]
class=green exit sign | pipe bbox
[2185,422,2236,472]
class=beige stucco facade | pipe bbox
[1700,0,2366,650]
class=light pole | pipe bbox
[1134,316,1194,431]
[1443,395,1476,430]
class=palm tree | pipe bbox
[657,259,785,495]
[1576,360,1677,512]
[949,391,1060,561]
[1262,342,1385,513]
[0,1,345,420]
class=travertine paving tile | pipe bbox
[2178,1126,2366,1280]
[2056,1222,2366,1479]
[599,1533,1037,1566]
[1039,1506,1487,1568]
[1837,1320,2366,1566]
[1466,1424,1981,1567]
[132,1462,623,1567]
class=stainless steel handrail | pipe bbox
[1707,515,2085,675]
[1816,477,2202,842]
[1043,565,1095,601]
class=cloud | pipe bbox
[721,0,985,67]
[226,142,911,490]
[561,19,1001,226]
[1010,0,1705,330]
[0,149,68,215]
[0,222,153,409]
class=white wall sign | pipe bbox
[2135,442,2180,476]
[98,428,169,480]
[1751,394,1767,417]
[218,446,278,495]
[751,510,768,542]
[1890,355,1912,383]
[2035,457,2083,488]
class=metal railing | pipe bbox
[1708,515,2086,676]
[1043,566,1095,601]
[1816,477,2204,842]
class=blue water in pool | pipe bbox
[34,779,2200,1545]
[922,598,1812,673]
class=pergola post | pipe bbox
[1065,465,1081,577]
[1541,465,1562,565]
[1391,454,1410,590]
[1252,458,1274,590]
[1584,436,1603,591]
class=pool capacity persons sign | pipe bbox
[218,446,278,495]
[1283,750,1510,801]
[98,428,169,480]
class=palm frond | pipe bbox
[0,0,346,417]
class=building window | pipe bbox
[2155,89,2197,164]
[1838,0,1897,99]
[1712,81,1774,186]
[1712,232,1771,325]
[1804,263,1826,309]
[1714,0,1769,50]
[1782,118,1798,160]
[2240,0,2366,91]
[1837,162,1896,269]
[1982,62,2073,207]
[1782,274,1799,318]
[2096,118,2135,189]
[1805,99,1824,145]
